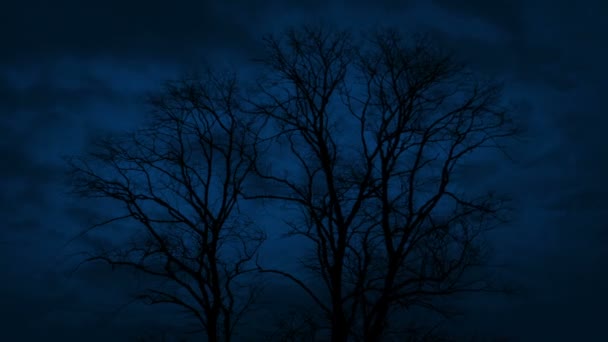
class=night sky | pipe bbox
[1,0,607,340]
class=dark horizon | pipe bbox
[1,1,607,341]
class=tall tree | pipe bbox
[66,25,520,342]
[67,70,264,342]
[249,26,519,341]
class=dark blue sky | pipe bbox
[1,0,607,340]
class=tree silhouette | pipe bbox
[66,70,265,342]
[247,26,519,341]
[66,24,520,342]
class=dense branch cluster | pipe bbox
[67,26,519,342]
[68,72,264,341]
[248,26,517,341]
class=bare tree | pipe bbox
[248,26,519,341]
[66,70,264,342]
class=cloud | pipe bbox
[1,0,607,339]
[432,0,526,37]
[2,1,251,63]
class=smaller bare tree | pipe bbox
[66,70,264,342]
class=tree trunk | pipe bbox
[330,308,349,342]
[206,318,218,342]
[364,301,389,342]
